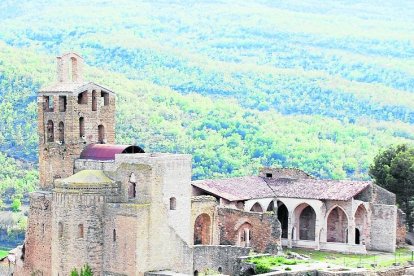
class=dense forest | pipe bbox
[0,0,413,207]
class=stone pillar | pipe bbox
[348,220,356,245]
[287,213,293,248]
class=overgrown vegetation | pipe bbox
[70,264,93,276]
[247,255,306,274]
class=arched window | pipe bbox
[170,197,177,210]
[237,222,252,247]
[58,222,63,238]
[194,214,211,245]
[46,120,54,142]
[71,57,78,82]
[78,224,84,238]
[113,229,116,242]
[128,173,136,199]
[327,206,348,243]
[58,122,64,143]
[79,117,85,138]
[98,125,105,143]
[92,90,97,111]
[250,202,263,212]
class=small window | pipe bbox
[78,224,84,238]
[218,267,223,273]
[101,91,109,106]
[170,197,177,210]
[58,122,64,143]
[78,91,88,104]
[41,223,45,236]
[58,222,63,238]
[113,229,116,242]
[92,90,97,111]
[46,120,54,142]
[79,117,85,138]
[98,124,105,143]
[266,173,273,178]
[43,96,54,112]
[59,96,67,112]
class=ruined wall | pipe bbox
[16,192,52,276]
[372,185,396,205]
[217,207,281,254]
[396,208,406,246]
[51,192,106,275]
[369,204,397,252]
[193,245,250,275]
[191,196,219,245]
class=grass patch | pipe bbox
[0,250,8,259]
[286,248,413,270]
[247,255,307,273]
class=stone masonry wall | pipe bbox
[193,245,250,275]
[217,207,281,254]
[396,208,406,246]
[191,196,219,245]
[369,204,397,252]
[51,192,106,275]
[15,192,52,276]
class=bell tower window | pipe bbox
[92,90,97,111]
[43,96,54,112]
[101,91,109,106]
[98,125,105,143]
[78,91,88,105]
[46,120,54,142]
[59,96,67,112]
[58,122,64,143]
[79,117,85,138]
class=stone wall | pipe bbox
[51,192,106,276]
[15,192,52,276]
[217,207,281,254]
[372,185,396,205]
[193,245,250,275]
[369,204,397,252]
[396,208,406,246]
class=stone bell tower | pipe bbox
[38,52,116,189]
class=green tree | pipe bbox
[369,144,414,231]
[11,198,21,212]
[70,264,93,276]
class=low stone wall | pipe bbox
[193,245,250,275]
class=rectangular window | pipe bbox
[59,96,67,112]
[43,96,54,112]
[266,173,273,178]
[101,91,109,106]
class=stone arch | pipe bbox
[237,222,252,247]
[170,197,177,210]
[58,121,64,143]
[46,120,54,142]
[98,124,105,143]
[277,201,289,239]
[267,201,275,212]
[354,204,368,245]
[294,203,316,241]
[79,117,85,138]
[327,206,349,243]
[250,202,263,212]
[194,213,211,245]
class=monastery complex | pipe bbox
[15,53,405,276]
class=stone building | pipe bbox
[16,53,402,276]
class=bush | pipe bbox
[70,264,93,276]
[11,198,21,212]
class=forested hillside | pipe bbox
[0,0,414,204]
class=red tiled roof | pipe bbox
[192,176,370,202]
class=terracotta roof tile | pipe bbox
[192,176,370,201]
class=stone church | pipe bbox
[15,53,403,276]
